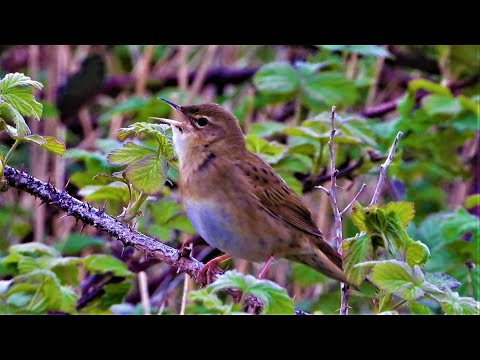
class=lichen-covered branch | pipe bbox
[2,165,307,315]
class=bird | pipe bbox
[151,99,349,286]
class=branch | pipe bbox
[301,157,364,193]
[2,165,307,315]
[370,132,403,206]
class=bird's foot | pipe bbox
[197,254,232,286]
[257,256,275,279]
[178,236,202,258]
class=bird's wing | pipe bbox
[235,152,323,237]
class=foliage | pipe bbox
[0,45,478,315]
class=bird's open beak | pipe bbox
[150,98,184,127]
[150,117,184,127]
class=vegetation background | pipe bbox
[0,45,478,315]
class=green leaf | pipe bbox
[4,103,31,136]
[424,272,461,292]
[406,241,430,267]
[83,254,132,277]
[208,270,251,294]
[465,194,480,209]
[116,122,173,158]
[125,155,167,194]
[7,269,63,314]
[249,279,295,315]
[440,290,479,315]
[343,234,374,287]
[292,263,327,287]
[422,95,462,116]
[318,45,392,58]
[253,62,301,96]
[58,286,77,313]
[442,208,479,244]
[0,73,43,120]
[301,73,358,109]
[78,183,130,203]
[167,214,196,233]
[22,135,66,156]
[384,202,415,227]
[60,234,104,255]
[408,302,431,315]
[100,282,133,310]
[107,142,157,166]
[208,271,295,315]
[351,202,367,232]
[361,260,425,301]
[10,242,60,258]
[149,200,179,224]
[188,289,233,314]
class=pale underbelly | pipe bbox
[184,199,275,262]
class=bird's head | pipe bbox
[151,99,246,163]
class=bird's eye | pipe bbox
[197,117,209,127]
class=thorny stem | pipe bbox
[2,165,308,315]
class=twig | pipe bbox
[340,183,366,216]
[138,271,151,315]
[179,274,190,315]
[134,45,155,97]
[2,165,306,315]
[370,132,403,206]
[315,107,350,315]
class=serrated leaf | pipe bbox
[440,290,479,315]
[384,202,415,227]
[116,122,171,142]
[342,234,374,287]
[253,62,300,96]
[0,73,43,120]
[10,242,60,258]
[22,135,66,156]
[249,279,295,315]
[208,270,252,294]
[107,142,157,166]
[188,289,233,314]
[125,155,167,194]
[83,254,132,277]
[406,241,430,267]
[367,260,425,301]
[424,272,461,292]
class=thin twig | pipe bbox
[340,183,366,216]
[179,274,190,315]
[370,132,403,206]
[138,271,151,315]
[134,45,156,97]
[315,107,350,315]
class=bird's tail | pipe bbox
[286,236,350,285]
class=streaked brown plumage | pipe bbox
[153,101,348,285]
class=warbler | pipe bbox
[152,99,348,285]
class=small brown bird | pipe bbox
[152,99,348,285]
